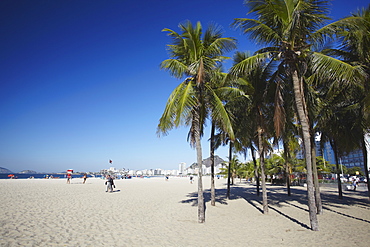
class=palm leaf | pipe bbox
[206,84,235,140]
[160,59,188,78]
[157,80,196,136]
[229,52,271,77]
[310,52,366,87]
[232,18,281,46]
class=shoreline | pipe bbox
[0,177,369,246]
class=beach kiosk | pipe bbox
[66,169,73,184]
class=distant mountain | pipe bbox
[189,155,226,169]
[19,170,37,174]
[0,167,13,174]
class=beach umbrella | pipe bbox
[8,174,14,177]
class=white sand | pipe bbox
[0,177,369,246]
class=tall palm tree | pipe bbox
[157,21,236,223]
[229,51,273,213]
[208,70,245,205]
[282,132,301,196]
[310,136,323,213]
[250,144,260,196]
[225,155,242,185]
[211,70,254,200]
[209,122,217,206]
[326,5,370,198]
[319,87,365,199]
[232,0,366,231]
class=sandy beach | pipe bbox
[0,177,369,247]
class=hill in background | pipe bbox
[0,167,13,174]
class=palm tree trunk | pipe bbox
[210,122,216,206]
[226,141,233,199]
[282,139,291,196]
[361,135,370,199]
[311,139,323,214]
[331,140,343,199]
[195,124,205,223]
[285,165,291,196]
[292,70,318,231]
[258,126,268,214]
[250,144,260,196]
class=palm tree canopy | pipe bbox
[161,21,237,83]
[234,0,330,47]
[232,0,366,84]
[157,21,237,144]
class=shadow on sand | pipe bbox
[106,189,121,193]
[179,182,370,229]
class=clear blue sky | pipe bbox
[0,0,367,173]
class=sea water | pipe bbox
[0,173,97,179]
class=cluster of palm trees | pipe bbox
[219,153,363,188]
[157,0,370,231]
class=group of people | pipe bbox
[66,173,88,184]
[66,173,115,192]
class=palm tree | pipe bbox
[157,21,236,223]
[240,160,256,182]
[208,70,245,205]
[315,156,335,175]
[250,144,260,196]
[212,127,235,199]
[229,51,273,213]
[209,122,217,206]
[232,0,366,231]
[265,154,285,183]
[224,155,242,186]
[326,5,370,198]
[310,137,323,213]
[319,90,365,199]
[282,133,301,196]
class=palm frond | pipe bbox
[160,59,188,78]
[206,84,235,140]
[232,18,281,46]
[157,80,196,136]
[206,37,237,57]
[214,86,246,103]
[229,52,271,77]
[310,52,366,87]
[312,16,366,48]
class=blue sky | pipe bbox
[0,0,367,173]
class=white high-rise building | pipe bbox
[154,169,162,175]
[179,162,186,175]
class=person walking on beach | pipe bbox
[190,175,193,184]
[105,175,114,192]
[352,176,358,191]
[66,173,72,184]
[82,173,87,184]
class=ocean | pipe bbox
[0,173,98,179]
